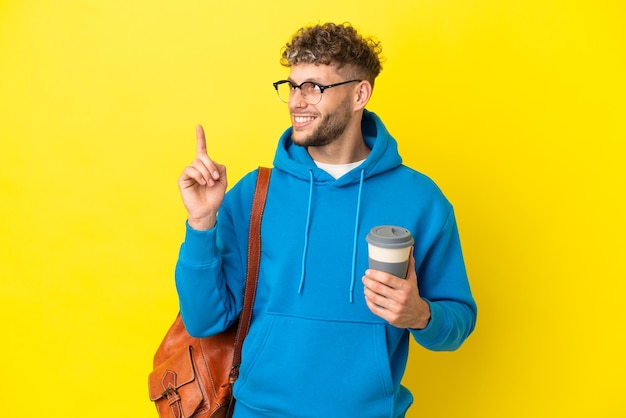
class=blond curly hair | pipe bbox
[281,22,383,86]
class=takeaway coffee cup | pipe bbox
[366,225,414,278]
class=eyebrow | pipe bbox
[287,78,325,84]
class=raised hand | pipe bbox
[177,125,227,230]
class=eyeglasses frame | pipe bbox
[272,79,362,104]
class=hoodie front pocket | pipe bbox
[235,314,395,417]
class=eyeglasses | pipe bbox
[272,79,361,105]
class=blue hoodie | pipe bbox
[175,110,477,417]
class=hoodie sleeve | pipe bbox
[174,173,256,338]
[174,222,237,337]
[410,208,477,351]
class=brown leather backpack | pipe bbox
[148,167,271,418]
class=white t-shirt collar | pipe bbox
[314,159,366,179]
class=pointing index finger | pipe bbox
[196,124,207,156]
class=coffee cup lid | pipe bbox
[366,225,414,249]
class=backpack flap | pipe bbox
[148,345,203,418]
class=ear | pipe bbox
[353,80,373,111]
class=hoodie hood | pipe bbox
[272,109,403,185]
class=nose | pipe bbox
[290,87,308,108]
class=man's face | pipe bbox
[287,63,355,148]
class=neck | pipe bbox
[308,137,369,164]
[307,119,370,164]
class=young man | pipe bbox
[175,22,477,417]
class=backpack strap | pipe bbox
[229,166,271,384]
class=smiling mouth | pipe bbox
[293,115,316,124]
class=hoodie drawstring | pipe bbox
[349,169,365,303]
[298,169,314,294]
[298,168,365,303]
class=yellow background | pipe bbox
[1,0,624,416]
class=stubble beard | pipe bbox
[291,99,352,148]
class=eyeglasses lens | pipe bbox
[276,82,321,104]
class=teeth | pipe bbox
[294,116,315,123]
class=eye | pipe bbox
[300,82,320,94]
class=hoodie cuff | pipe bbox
[179,220,219,267]
[409,299,445,344]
